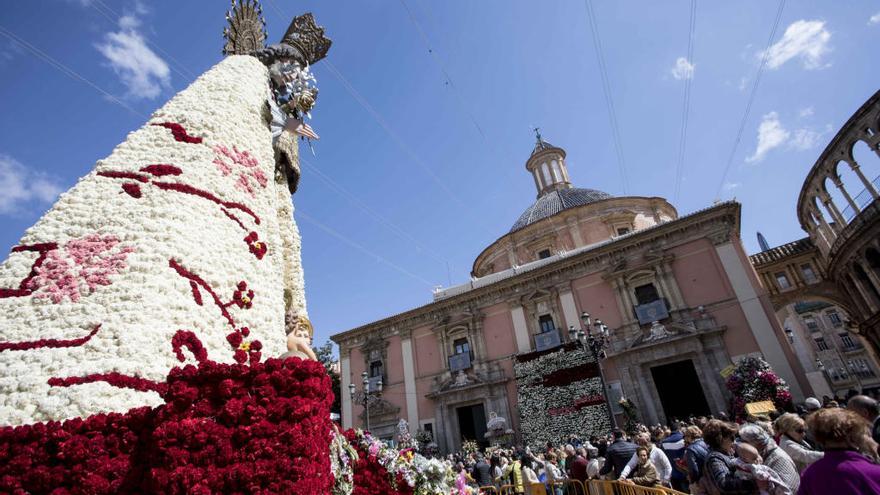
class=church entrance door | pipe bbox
[456,403,488,448]
[650,360,711,422]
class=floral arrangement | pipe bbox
[618,397,640,435]
[342,429,454,495]
[514,344,612,448]
[0,55,306,425]
[461,439,479,456]
[726,356,793,421]
[0,355,333,494]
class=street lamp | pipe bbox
[568,311,615,429]
[349,370,383,431]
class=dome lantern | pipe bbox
[526,128,571,197]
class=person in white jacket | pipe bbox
[774,413,823,474]
[617,433,672,485]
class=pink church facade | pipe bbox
[331,137,811,452]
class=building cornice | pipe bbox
[331,202,740,348]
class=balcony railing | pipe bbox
[534,328,562,352]
[841,174,880,222]
[448,352,471,372]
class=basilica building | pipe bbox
[331,135,810,452]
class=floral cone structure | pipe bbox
[0,55,306,425]
[0,54,343,493]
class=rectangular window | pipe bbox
[805,318,820,331]
[369,361,383,378]
[453,338,470,356]
[538,314,556,333]
[839,333,857,349]
[814,337,830,351]
[616,227,631,236]
[775,272,791,289]
[634,283,660,305]
[801,264,818,283]
[538,249,552,259]
[828,311,842,327]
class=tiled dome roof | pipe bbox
[510,187,612,232]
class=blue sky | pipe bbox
[1,1,879,348]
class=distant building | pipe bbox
[749,90,880,371]
[332,135,809,452]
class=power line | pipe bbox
[673,0,697,203]
[714,0,786,200]
[583,0,629,195]
[322,60,468,210]
[300,157,456,273]
[397,0,487,141]
[0,26,145,118]
[90,0,198,82]
[262,1,468,210]
[296,209,436,288]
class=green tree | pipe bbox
[314,340,341,415]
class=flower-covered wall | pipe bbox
[0,55,305,426]
[514,343,612,448]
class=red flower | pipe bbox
[244,232,267,259]
[226,331,243,348]
[231,282,254,309]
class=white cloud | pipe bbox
[762,20,831,70]
[746,112,830,163]
[0,155,63,215]
[671,57,695,80]
[870,12,880,25]
[95,15,170,99]
[738,77,749,92]
[798,106,814,118]
[747,112,790,163]
[723,182,741,191]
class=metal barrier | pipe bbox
[584,480,688,495]
[562,479,587,495]
[498,484,516,495]
[479,487,499,494]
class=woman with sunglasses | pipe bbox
[774,413,823,474]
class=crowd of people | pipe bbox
[445,395,880,494]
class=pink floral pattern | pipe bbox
[26,235,135,303]
[212,145,267,197]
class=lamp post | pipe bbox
[349,371,383,431]
[568,311,615,430]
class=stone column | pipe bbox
[850,160,879,199]
[714,242,805,400]
[510,304,532,353]
[834,179,860,216]
[559,287,581,333]
[821,194,847,229]
[400,334,420,427]
[341,348,353,429]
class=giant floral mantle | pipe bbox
[514,344,612,448]
[0,55,304,425]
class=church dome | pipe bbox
[509,187,613,232]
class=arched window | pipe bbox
[541,162,553,186]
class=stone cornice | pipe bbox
[331,202,740,348]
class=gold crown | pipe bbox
[280,13,332,65]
